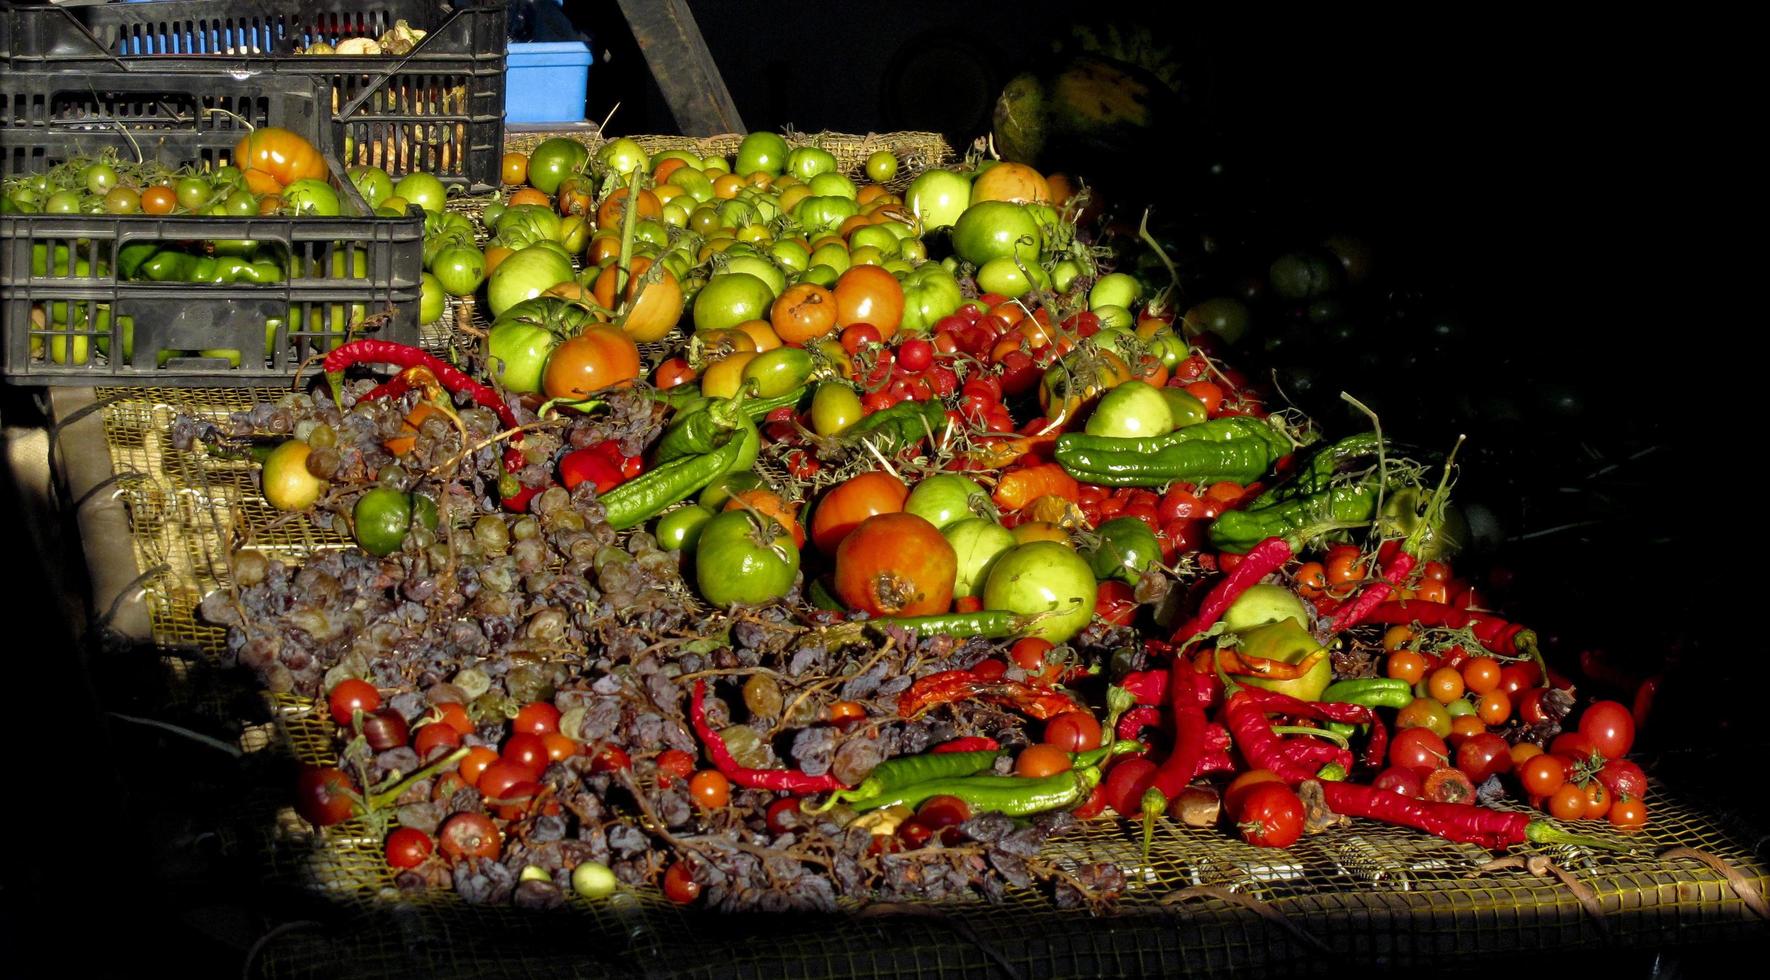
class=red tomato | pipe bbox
[327,679,381,727]
[476,760,532,802]
[1549,731,1598,763]
[688,770,731,808]
[1577,700,1636,759]
[1102,758,1158,817]
[1095,580,1138,626]
[1010,637,1052,674]
[458,746,498,788]
[1223,769,1285,819]
[766,797,802,835]
[541,732,579,762]
[1597,758,1648,802]
[1454,733,1513,782]
[1520,754,1568,797]
[1547,783,1587,820]
[1389,727,1449,771]
[1609,797,1647,832]
[810,471,908,553]
[1237,783,1304,848]
[438,812,501,861]
[501,733,550,777]
[916,795,973,829]
[1423,767,1476,805]
[295,766,357,827]
[385,827,434,869]
[412,720,462,759]
[512,702,561,737]
[1072,783,1108,820]
[1371,766,1426,799]
[1044,712,1102,753]
[1014,744,1073,778]
[655,749,696,785]
[1582,780,1612,820]
[590,744,632,773]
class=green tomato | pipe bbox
[354,487,413,557]
[175,176,213,212]
[486,245,574,317]
[786,146,838,181]
[571,861,618,900]
[793,195,859,235]
[1051,258,1083,294]
[719,254,786,299]
[1093,304,1133,331]
[347,165,393,208]
[1086,517,1161,585]
[671,167,715,203]
[809,243,851,274]
[801,264,840,288]
[1160,387,1209,428]
[431,245,485,297]
[661,201,690,228]
[1085,380,1172,439]
[699,472,764,511]
[1378,486,1471,563]
[905,169,971,230]
[1221,583,1312,632]
[952,201,1042,267]
[1182,297,1252,346]
[944,519,1016,600]
[734,132,789,177]
[807,171,857,200]
[904,474,987,531]
[701,155,732,174]
[1089,272,1143,311]
[692,272,775,332]
[847,224,900,258]
[847,245,885,267]
[695,510,800,606]
[982,541,1096,643]
[596,137,649,177]
[809,381,863,436]
[741,346,813,397]
[1147,328,1190,368]
[865,151,898,183]
[392,172,447,213]
[494,204,563,249]
[43,190,82,214]
[280,179,340,216]
[531,137,591,194]
[419,272,446,325]
[974,255,1050,297]
[897,263,963,334]
[770,239,810,273]
[380,195,410,217]
[656,504,715,553]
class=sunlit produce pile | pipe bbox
[145,130,1651,913]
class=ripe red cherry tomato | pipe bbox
[655,749,696,785]
[688,770,732,808]
[1577,700,1635,759]
[1237,783,1304,848]
[663,861,701,903]
[512,702,561,737]
[501,733,550,777]
[385,827,434,869]
[295,766,357,826]
[1389,727,1449,771]
[327,679,381,727]
[1454,732,1513,783]
[438,812,501,861]
[1043,712,1103,753]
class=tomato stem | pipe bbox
[367,745,470,811]
[1525,820,1637,853]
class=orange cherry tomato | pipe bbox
[501,152,529,186]
[688,770,731,808]
[1014,744,1073,778]
[832,265,904,338]
[596,187,662,230]
[1386,651,1428,684]
[141,185,178,215]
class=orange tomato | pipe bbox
[652,157,690,184]
[837,213,877,238]
[832,265,904,337]
[591,257,683,343]
[699,351,757,399]
[242,169,284,197]
[809,471,907,553]
[232,127,326,188]
[544,281,603,309]
[508,187,551,209]
[833,512,956,617]
[770,283,839,345]
[587,232,622,266]
[724,489,804,549]
[1046,172,1076,206]
[483,245,514,276]
[595,187,662,230]
[1010,521,1070,545]
[501,152,529,186]
[653,357,697,389]
[971,162,1050,204]
[1014,744,1073,778]
[733,319,781,352]
[856,184,890,205]
[141,185,178,215]
[541,326,641,400]
[711,173,747,200]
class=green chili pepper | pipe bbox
[600,427,748,530]
[140,251,199,282]
[655,386,709,413]
[241,260,285,284]
[816,749,1005,810]
[1322,677,1414,710]
[655,398,759,475]
[741,385,808,420]
[866,610,1031,640]
[1055,436,1277,487]
[117,243,157,280]
[1248,431,1382,510]
[1208,482,1377,553]
[807,576,844,612]
[1072,738,1143,769]
[851,766,1100,815]
[190,256,220,282]
[841,399,947,452]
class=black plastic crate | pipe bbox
[2,70,423,386]
[2,1,507,193]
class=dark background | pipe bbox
[5,3,1731,974]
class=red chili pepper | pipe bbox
[688,680,843,793]
[1358,600,1532,654]
[932,737,1000,754]
[559,445,625,494]
[1170,536,1293,647]
[1116,705,1162,742]
[896,669,1083,721]
[1149,666,1232,800]
[1120,670,1168,706]
[326,340,527,472]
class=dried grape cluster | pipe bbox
[187,383,1127,912]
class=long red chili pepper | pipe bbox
[897,670,1083,721]
[1222,690,1349,782]
[1149,666,1233,799]
[324,340,527,472]
[1315,781,1624,852]
[688,680,844,793]
[1170,535,1293,647]
[1120,670,1167,706]
[1357,600,1534,655]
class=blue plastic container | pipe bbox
[505,41,591,124]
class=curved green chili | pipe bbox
[600,429,747,529]
[851,766,1100,815]
[814,748,1005,811]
